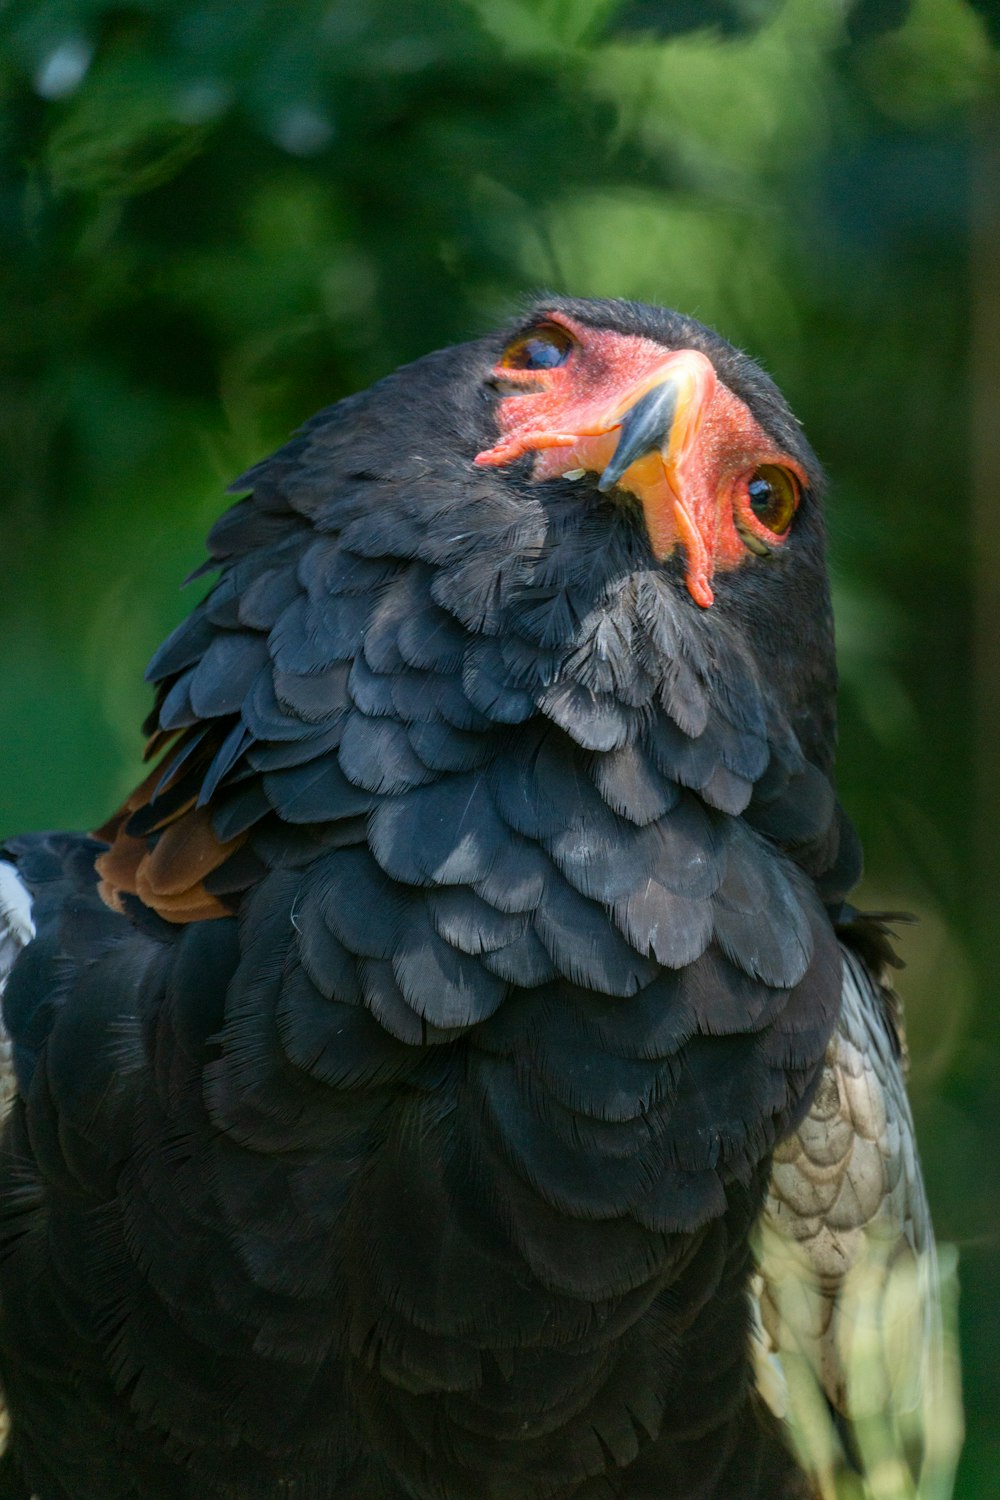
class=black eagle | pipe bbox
[0,298,942,1499]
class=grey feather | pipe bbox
[752,942,959,1499]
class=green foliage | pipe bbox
[0,0,997,1491]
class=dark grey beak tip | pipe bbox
[597,380,678,494]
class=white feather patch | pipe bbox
[0,860,34,1456]
[0,861,33,1124]
[0,862,33,967]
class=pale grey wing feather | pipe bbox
[753,941,962,1500]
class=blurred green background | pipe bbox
[1,0,997,1491]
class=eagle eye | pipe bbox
[500,322,575,371]
[746,465,800,536]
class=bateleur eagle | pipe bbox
[0,298,944,1499]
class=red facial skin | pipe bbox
[474,312,806,608]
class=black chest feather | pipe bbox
[0,390,845,1498]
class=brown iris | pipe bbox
[500,322,576,371]
[745,465,800,536]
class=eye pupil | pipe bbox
[500,321,575,371]
[522,337,565,368]
[747,476,773,519]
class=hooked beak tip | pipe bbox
[597,379,679,494]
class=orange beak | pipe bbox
[593,350,718,607]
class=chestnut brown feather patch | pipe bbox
[94,737,245,923]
